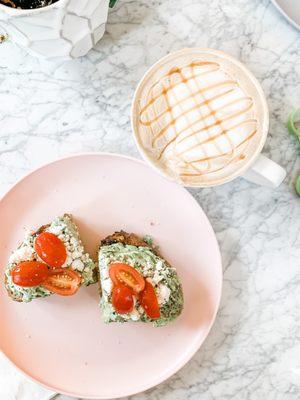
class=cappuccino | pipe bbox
[132,49,269,187]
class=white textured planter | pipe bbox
[0,0,109,59]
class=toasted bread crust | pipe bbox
[4,275,23,302]
[100,231,162,260]
[101,231,153,250]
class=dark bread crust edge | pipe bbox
[4,275,23,302]
[100,231,159,255]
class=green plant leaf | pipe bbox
[109,0,118,7]
[296,175,300,197]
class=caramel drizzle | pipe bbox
[163,64,225,174]
[150,80,237,146]
[179,129,257,176]
[140,62,219,118]
[175,103,255,155]
[183,64,236,168]
[183,118,256,150]
[143,66,225,173]
[139,61,257,175]
[159,103,254,160]
[140,85,236,128]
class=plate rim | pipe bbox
[0,152,223,399]
[271,0,300,30]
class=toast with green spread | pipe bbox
[5,214,97,302]
[98,231,184,327]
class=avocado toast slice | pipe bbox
[5,214,97,302]
[98,231,184,327]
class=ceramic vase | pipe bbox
[0,0,110,59]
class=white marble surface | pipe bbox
[0,0,300,399]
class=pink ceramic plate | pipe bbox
[0,153,222,399]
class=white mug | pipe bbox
[131,48,286,189]
[0,0,109,59]
[242,154,286,188]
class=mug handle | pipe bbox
[242,154,286,188]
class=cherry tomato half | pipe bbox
[112,285,134,314]
[34,232,67,268]
[41,268,81,296]
[109,263,145,293]
[11,261,49,287]
[139,281,160,319]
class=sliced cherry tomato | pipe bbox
[112,285,134,314]
[109,263,145,293]
[34,232,67,268]
[41,268,81,296]
[11,261,49,287]
[139,281,160,319]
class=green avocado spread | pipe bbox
[99,242,184,327]
[5,215,97,302]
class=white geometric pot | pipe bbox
[0,0,109,59]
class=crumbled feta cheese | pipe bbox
[61,252,73,268]
[72,259,84,272]
[9,246,35,264]
[47,225,63,235]
[101,278,112,294]
[156,260,163,271]
[157,284,171,305]
[129,307,140,321]
[83,253,90,262]
[152,269,163,285]
[72,250,83,259]
[138,305,144,314]
[101,269,109,280]
[70,237,77,245]
[23,231,34,245]
[146,277,154,285]
[144,261,153,272]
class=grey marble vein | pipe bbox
[0,0,299,399]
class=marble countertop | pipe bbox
[0,0,300,399]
